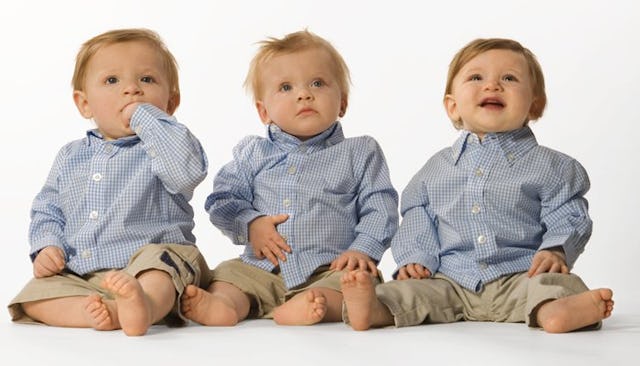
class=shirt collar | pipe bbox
[85,129,140,147]
[266,122,344,153]
[451,126,538,165]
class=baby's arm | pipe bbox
[128,103,208,196]
[29,146,69,271]
[248,214,291,265]
[391,164,441,278]
[347,138,399,267]
[206,137,275,249]
[33,246,65,278]
[539,158,592,268]
[330,250,377,273]
[527,248,568,277]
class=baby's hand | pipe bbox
[330,250,377,273]
[33,246,65,278]
[248,214,291,265]
[397,263,431,280]
[527,248,568,277]
[122,102,142,129]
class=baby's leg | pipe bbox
[181,281,250,326]
[22,296,104,328]
[536,288,614,333]
[341,270,394,331]
[101,270,161,336]
[273,287,342,325]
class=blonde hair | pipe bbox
[445,38,547,129]
[244,29,351,104]
[71,28,179,98]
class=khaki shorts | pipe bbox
[347,272,591,329]
[8,243,211,326]
[212,258,382,319]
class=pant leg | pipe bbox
[374,276,466,327]
[526,272,591,328]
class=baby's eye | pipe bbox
[469,74,482,81]
[140,76,155,83]
[311,79,324,87]
[106,77,118,84]
[279,84,292,92]
[503,74,518,82]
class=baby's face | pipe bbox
[444,49,536,139]
[255,47,346,141]
[73,40,176,140]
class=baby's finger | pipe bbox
[262,248,279,266]
[346,256,357,271]
[273,236,292,253]
[397,267,409,280]
[357,259,367,271]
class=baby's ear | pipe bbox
[166,93,180,115]
[73,90,92,119]
[255,101,270,125]
[443,94,460,123]
[339,98,348,118]
[528,98,542,121]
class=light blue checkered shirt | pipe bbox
[392,126,592,292]
[28,104,208,275]
[205,122,399,289]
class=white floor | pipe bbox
[3,290,637,366]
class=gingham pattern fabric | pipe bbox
[205,122,398,289]
[391,126,591,292]
[29,104,208,275]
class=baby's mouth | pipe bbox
[480,98,505,108]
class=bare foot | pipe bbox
[102,271,151,336]
[82,293,118,331]
[341,270,393,331]
[273,289,327,326]
[180,285,240,326]
[537,288,614,333]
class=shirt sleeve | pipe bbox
[204,136,263,245]
[29,146,69,260]
[391,166,441,277]
[129,104,208,198]
[539,157,592,268]
[348,137,399,261]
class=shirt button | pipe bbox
[506,153,515,162]
[283,199,291,208]
[104,145,113,153]
[282,235,289,242]
[89,210,99,220]
[471,204,481,214]
[81,249,92,258]
[477,235,486,244]
[135,127,142,135]
[148,148,157,158]
[237,235,245,243]
[287,165,297,175]
[479,262,488,269]
[475,168,483,177]
[92,173,103,182]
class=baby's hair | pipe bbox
[244,29,351,104]
[445,38,546,128]
[71,28,179,98]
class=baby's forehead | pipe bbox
[458,50,529,73]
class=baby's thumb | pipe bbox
[272,214,289,224]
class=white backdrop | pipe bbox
[1,0,638,315]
